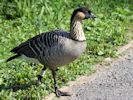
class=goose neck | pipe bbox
[70,18,86,41]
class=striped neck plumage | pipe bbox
[70,17,86,41]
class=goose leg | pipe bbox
[52,70,71,97]
[37,66,46,83]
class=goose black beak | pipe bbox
[85,13,96,19]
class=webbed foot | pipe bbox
[55,89,71,97]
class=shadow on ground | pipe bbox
[0,80,37,92]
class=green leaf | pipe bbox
[98,51,104,56]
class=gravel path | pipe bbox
[58,46,133,100]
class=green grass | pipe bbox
[0,0,133,99]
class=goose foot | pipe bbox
[55,89,71,97]
[36,75,43,85]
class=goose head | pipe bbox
[71,7,96,22]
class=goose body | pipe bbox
[10,29,86,70]
[37,31,86,70]
[6,7,95,96]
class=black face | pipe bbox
[71,7,96,20]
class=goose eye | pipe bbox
[88,11,91,14]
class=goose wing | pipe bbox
[11,30,69,58]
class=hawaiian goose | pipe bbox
[6,7,95,96]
